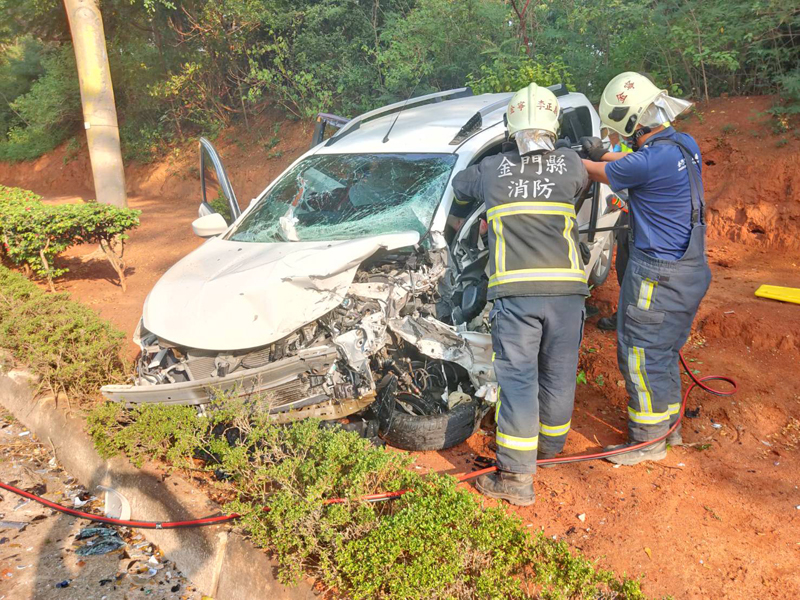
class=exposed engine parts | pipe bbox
[107,245,492,436]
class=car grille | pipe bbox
[185,356,217,381]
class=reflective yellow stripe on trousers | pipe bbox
[628,403,681,424]
[637,279,658,310]
[628,346,653,415]
[540,420,571,437]
[496,431,539,451]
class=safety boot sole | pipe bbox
[475,478,536,507]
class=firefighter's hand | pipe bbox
[580,136,608,162]
[554,138,572,150]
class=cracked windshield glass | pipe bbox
[227,153,457,243]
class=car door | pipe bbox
[198,137,241,225]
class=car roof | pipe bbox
[312,90,594,155]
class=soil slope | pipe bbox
[1,96,798,599]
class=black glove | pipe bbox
[580,136,608,162]
[554,138,572,150]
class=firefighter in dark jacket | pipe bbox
[451,83,590,506]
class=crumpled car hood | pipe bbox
[143,231,420,351]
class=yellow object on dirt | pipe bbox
[754,285,800,305]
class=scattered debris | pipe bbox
[577,513,586,522]
[75,536,126,556]
[644,547,652,560]
[75,526,120,540]
[0,408,203,598]
[72,494,97,508]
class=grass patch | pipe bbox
[88,399,651,599]
[0,265,127,400]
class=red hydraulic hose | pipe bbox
[0,351,736,526]
[459,350,737,481]
[0,479,240,529]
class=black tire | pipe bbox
[381,398,481,451]
[588,232,615,287]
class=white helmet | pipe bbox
[507,83,560,154]
[599,72,664,138]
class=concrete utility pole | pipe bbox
[64,0,127,208]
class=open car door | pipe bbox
[198,137,241,225]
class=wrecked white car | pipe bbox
[101,85,622,450]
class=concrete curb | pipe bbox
[0,369,317,600]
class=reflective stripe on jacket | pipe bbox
[452,147,590,299]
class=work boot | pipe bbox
[475,471,535,506]
[585,304,600,319]
[604,440,667,466]
[597,311,617,331]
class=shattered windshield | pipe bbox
[227,153,457,243]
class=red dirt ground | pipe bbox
[1,97,798,598]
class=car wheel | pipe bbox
[380,397,481,451]
[589,233,615,286]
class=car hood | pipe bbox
[142,231,420,351]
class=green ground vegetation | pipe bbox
[88,398,653,599]
[0,0,796,162]
[0,265,127,399]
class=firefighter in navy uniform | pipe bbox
[450,83,590,506]
[581,72,711,465]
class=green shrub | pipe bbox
[88,399,649,599]
[0,266,127,399]
[87,403,209,468]
[0,185,140,290]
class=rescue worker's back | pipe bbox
[452,148,589,298]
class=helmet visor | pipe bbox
[514,129,555,155]
[639,93,693,128]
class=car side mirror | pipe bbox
[192,213,228,238]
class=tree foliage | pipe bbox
[0,0,797,161]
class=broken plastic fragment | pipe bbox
[76,537,126,556]
[76,527,119,540]
[97,486,132,521]
[72,495,96,508]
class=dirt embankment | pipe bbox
[1,95,799,600]
[0,109,313,206]
[680,96,800,251]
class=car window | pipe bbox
[227,153,457,243]
[562,106,595,142]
